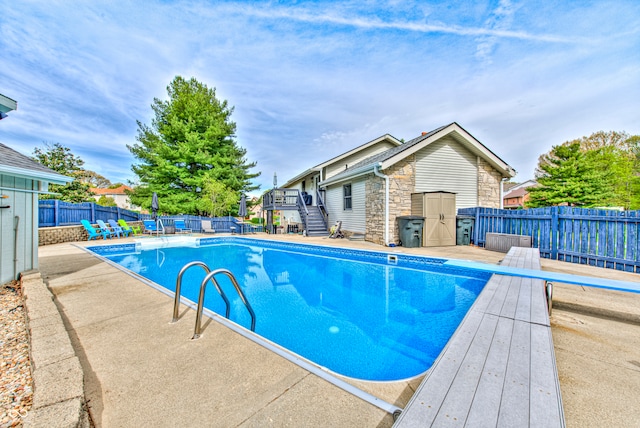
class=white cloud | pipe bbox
[1,0,638,193]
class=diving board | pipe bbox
[444,258,640,294]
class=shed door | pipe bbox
[423,192,456,247]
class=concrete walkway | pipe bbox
[35,235,640,427]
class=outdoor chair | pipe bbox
[108,219,130,237]
[118,219,141,235]
[143,219,161,235]
[174,219,192,234]
[96,219,119,238]
[80,220,110,240]
[329,221,344,239]
[201,220,215,234]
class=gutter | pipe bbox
[319,163,376,187]
[373,164,390,246]
[0,165,73,185]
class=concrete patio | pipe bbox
[29,234,640,427]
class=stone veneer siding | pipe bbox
[365,156,415,246]
[477,157,503,208]
[38,222,144,245]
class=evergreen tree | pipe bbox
[528,131,640,209]
[32,142,91,202]
[127,76,259,215]
[527,143,614,207]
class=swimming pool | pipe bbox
[88,237,490,381]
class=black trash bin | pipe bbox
[456,215,475,245]
[397,215,425,248]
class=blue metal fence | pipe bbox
[458,206,640,273]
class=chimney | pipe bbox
[421,132,427,136]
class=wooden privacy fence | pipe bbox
[458,206,640,273]
[39,200,139,227]
[39,200,264,234]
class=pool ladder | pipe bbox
[172,261,256,339]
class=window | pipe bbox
[343,184,352,210]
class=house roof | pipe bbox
[282,134,402,187]
[0,142,73,185]
[504,187,528,199]
[90,185,132,195]
[0,93,18,114]
[321,122,515,186]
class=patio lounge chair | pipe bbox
[118,219,141,235]
[174,219,192,234]
[329,221,344,239]
[81,220,110,240]
[108,219,130,237]
[201,220,215,234]
[143,219,161,235]
[96,219,119,238]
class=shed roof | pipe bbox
[0,142,73,184]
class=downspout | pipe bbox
[14,216,20,280]
[500,177,508,209]
[373,164,390,246]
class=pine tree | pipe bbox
[127,76,260,215]
[527,143,614,207]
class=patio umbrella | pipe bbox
[151,192,159,220]
[238,194,247,218]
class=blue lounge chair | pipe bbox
[118,219,141,235]
[108,219,130,237]
[96,219,118,239]
[143,219,161,235]
[81,220,110,240]
[174,219,192,234]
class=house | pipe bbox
[0,142,73,284]
[0,93,17,120]
[90,184,138,210]
[265,122,515,246]
[503,180,537,209]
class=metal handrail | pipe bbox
[193,268,256,339]
[172,261,230,323]
[315,190,329,229]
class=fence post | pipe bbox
[54,200,60,226]
[117,207,121,220]
[474,206,481,245]
[91,203,96,223]
[551,206,558,260]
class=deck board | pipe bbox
[394,247,565,427]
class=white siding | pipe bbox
[0,174,38,284]
[324,141,397,180]
[325,178,366,233]
[415,137,478,209]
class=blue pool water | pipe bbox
[88,238,490,381]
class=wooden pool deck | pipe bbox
[394,247,565,427]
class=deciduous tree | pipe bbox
[527,131,640,209]
[32,142,91,202]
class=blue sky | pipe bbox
[1,0,639,195]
